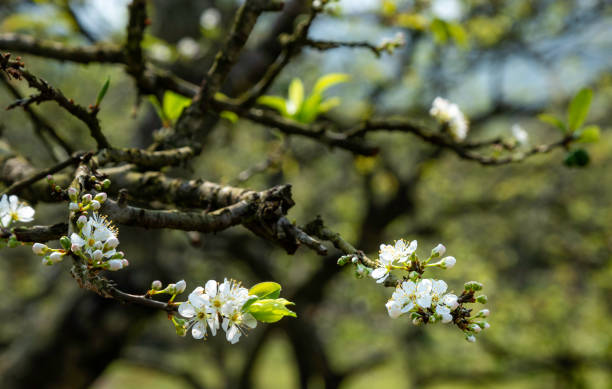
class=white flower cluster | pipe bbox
[33,189,127,270]
[70,212,127,270]
[386,278,458,324]
[429,97,469,142]
[179,279,257,344]
[371,240,455,284]
[365,238,490,342]
[0,194,34,228]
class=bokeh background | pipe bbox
[1,0,611,388]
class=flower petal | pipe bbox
[191,321,207,339]
[178,302,196,318]
[205,279,218,297]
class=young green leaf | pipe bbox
[249,281,282,300]
[148,95,170,127]
[430,18,449,44]
[287,78,304,115]
[537,113,566,132]
[95,76,111,107]
[574,125,600,143]
[312,73,350,96]
[247,298,297,323]
[241,296,259,312]
[163,91,192,123]
[257,95,289,117]
[567,88,592,131]
[317,97,341,113]
[220,110,239,123]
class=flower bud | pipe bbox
[111,251,124,259]
[107,259,124,271]
[470,323,482,333]
[151,280,163,290]
[104,237,119,250]
[121,259,129,267]
[464,281,483,292]
[32,242,48,255]
[476,295,488,304]
[92,250,103,261]
[76,215,87,228]
[175,280,186,294]
[431,243,446,257]
[482,322,490,330]
[42,256,52,266]
[90,200,101,210]
[49,251,63,264]
[94,192,107,203]
[71,243,81,252]
[440,256,456,269]
[81,194,92,204]
[477,309,490,318]
[59,236,71,250]
[69,202,79,211]
[102,179,111,189]
[67,187,78,201]
[466,334,476,343]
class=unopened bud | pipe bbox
[76,215,87,228]
[121,259,129,267]
[59,236,71,250]
[104,237,119,250]
[477,309,490,318]
[431,243,446,257]
[92,250,103,261]
[470,323,481,333]
[482,322,490,330]
[49,251,63,264]
[466,334,476,343]
[32,242,48,255]
[81,193,92,204]
[464,281,483,292]
[94,192,107,203]
[71,243,81,252]
[151,280,163,290]
[68,187,78,201]
[107,259,124,271]
[69,202,79,211]
[175,280,186,294]
[476,295,488,304]
[440,256,456,269]
[90,200,101,210]
[102,179,111,189]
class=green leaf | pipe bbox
[574,125,600,143]
[220,110,239,123]
[538,113,566,132]
[312,73,350,96]
[447,22,469,48]
[288,78,304,115]
[430,18,449,44]
[257,95,288,116]
[567,88,592,131]
[317,97,341,113]
[563,148,590,167]
[298,93,322,123]
[95,76,110,107]
[247,298,297,323]
[163,91,192,123]
[249,282,282,300]
[148,95,170,127]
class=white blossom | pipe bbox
[512,124,529,145]
[178,287,213,339]
[429,97,469,142]
[70,213,118,262]
[175,280,187,294]
[372,239,416,283]
[432,243,446,257]
[179,279,255,343]
[200,8,221,30]
[0,194,35,227]
[177,37,199,58]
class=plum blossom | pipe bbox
[70,214,119,262]
[372,239,417,283]
[429,97,469,142]
[0,194,35,227]
[179,279,256,343]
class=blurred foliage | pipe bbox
[0,0,611,388]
